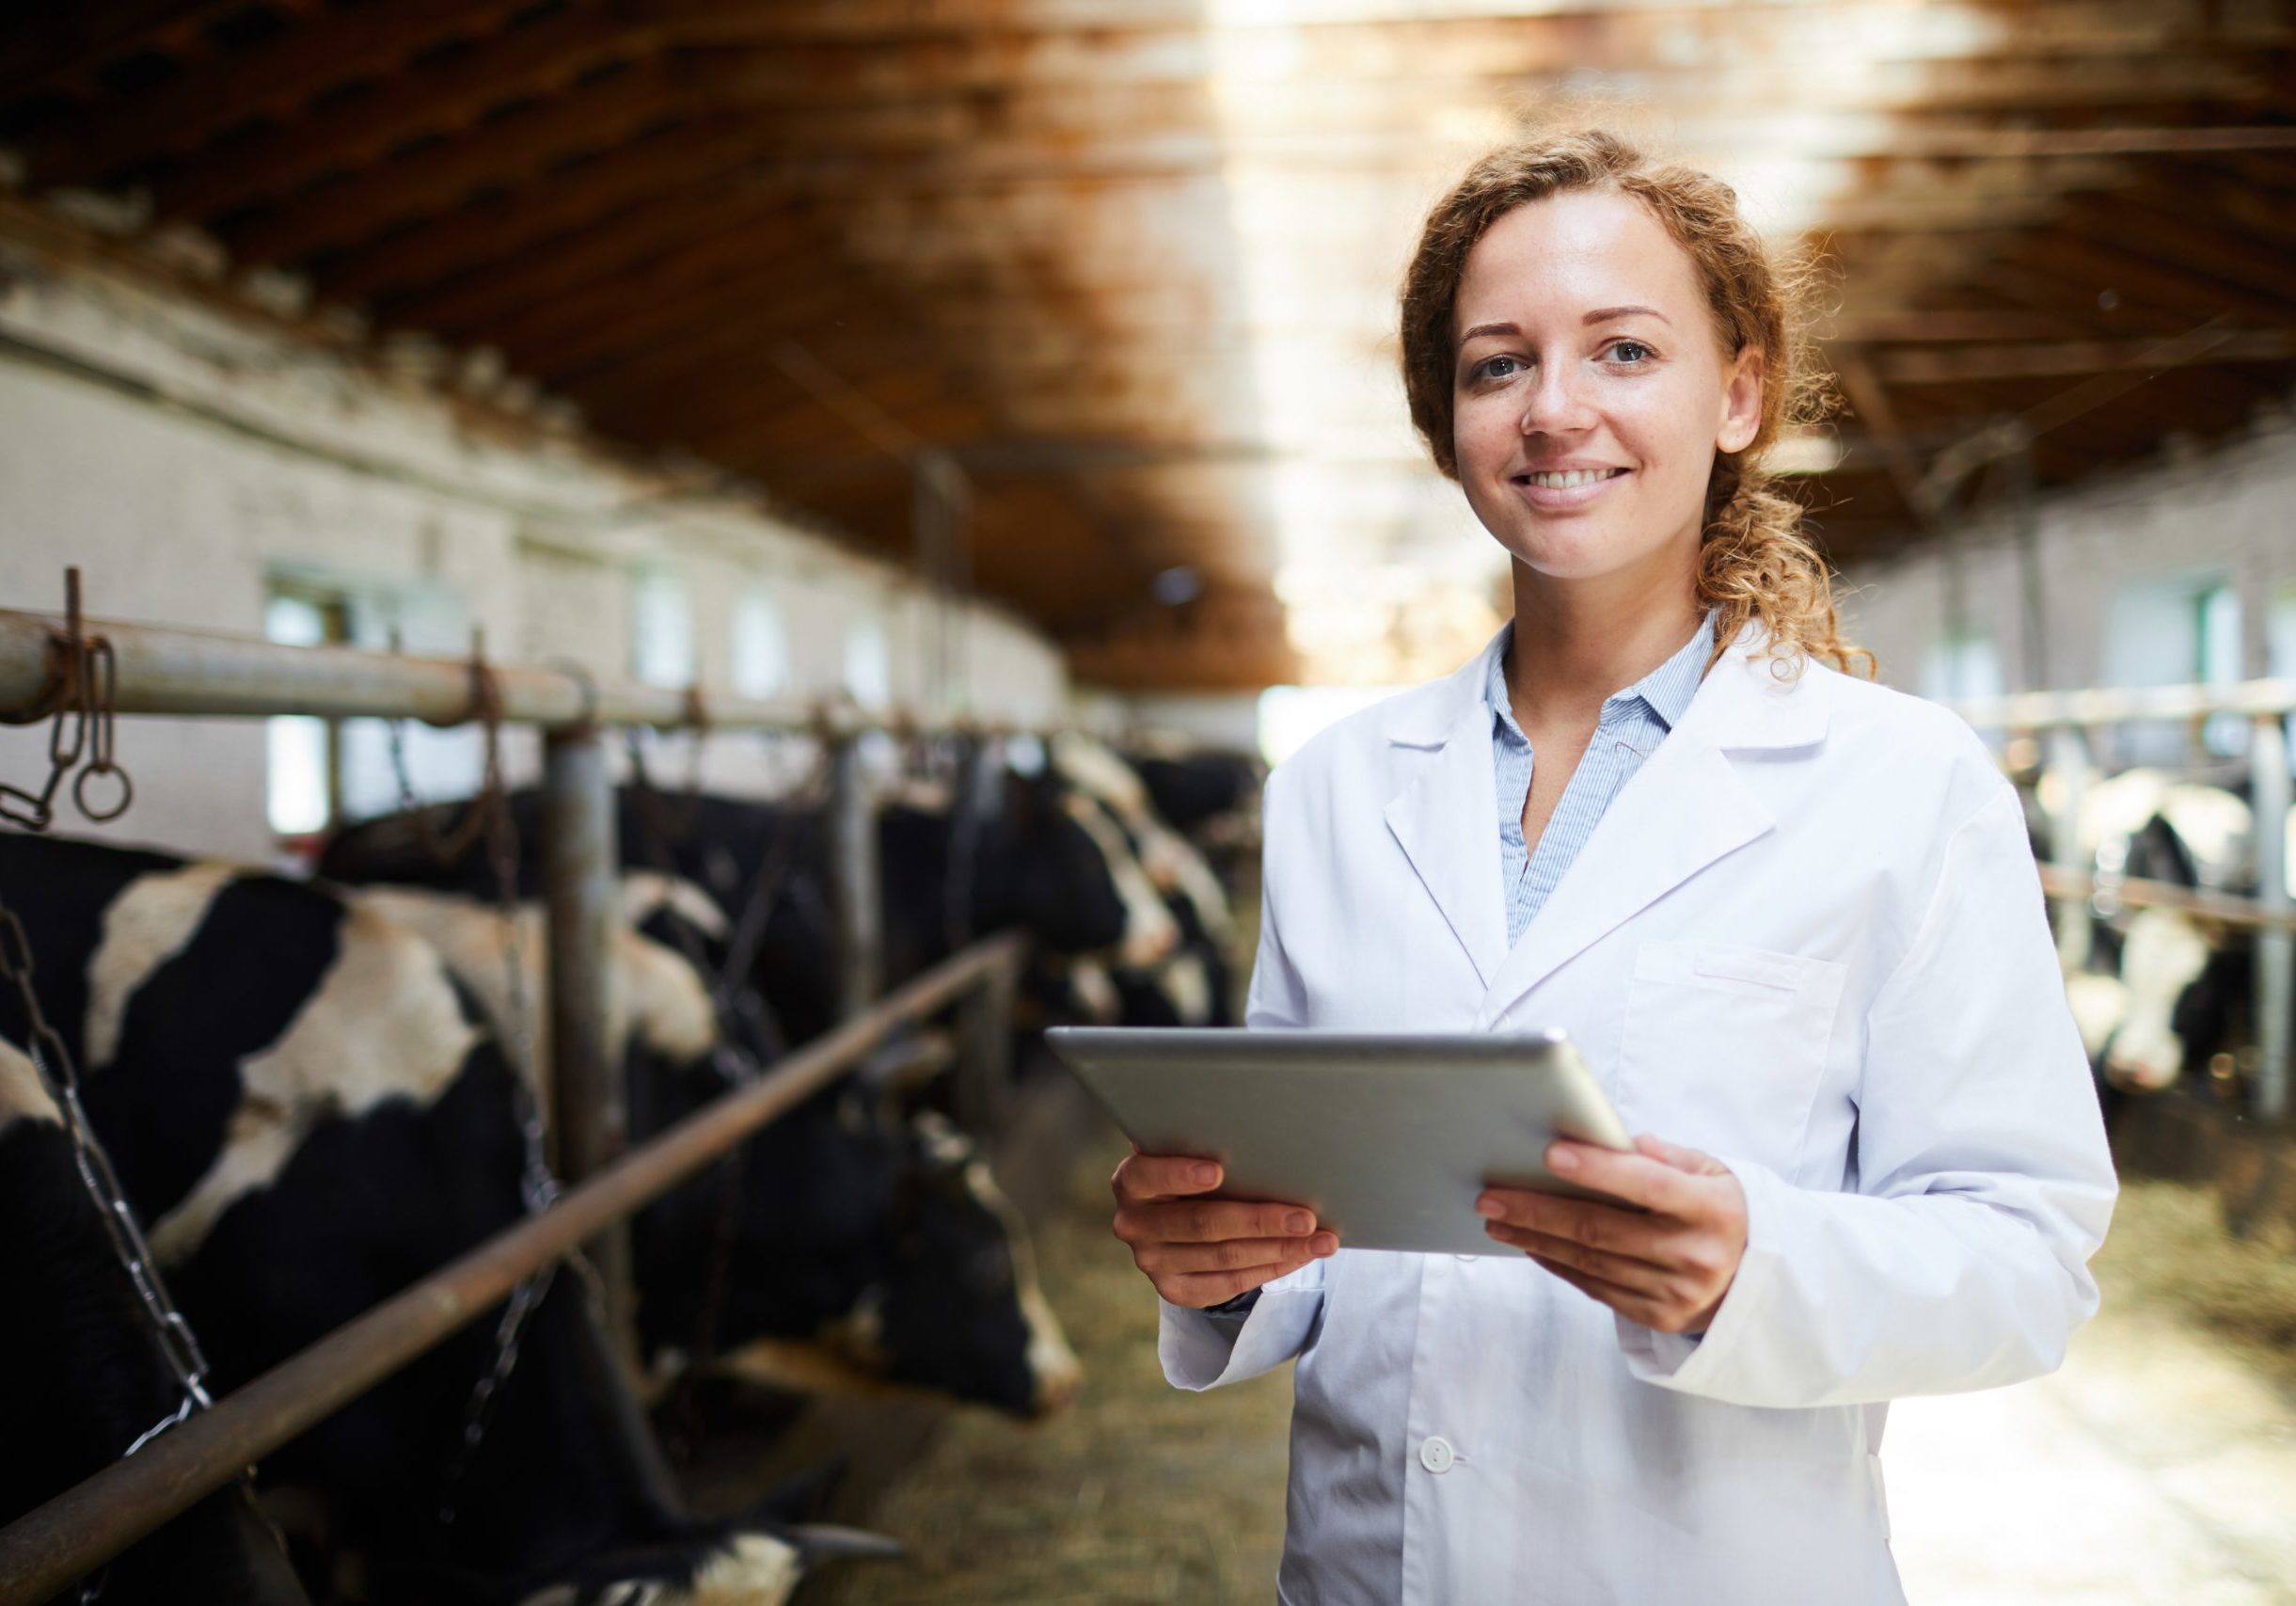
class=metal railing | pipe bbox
[1940,675,2295,1121]
[0,591,1038,1601]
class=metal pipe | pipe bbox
[541,725,637,1362]
[0,609,1038,736]
[830,732,882,1020]
[1947,676,2296,731]
[955,941,1020,1137]
[0,932,1025,1606]
[2035,866,2296,935]
[2250,713,2292,1119]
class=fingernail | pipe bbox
[1311,1232,1338,1255]
[1285,1210,1313,1233]
[1475,1196,1504,1218]
[1547,1145,1579,1172]
[1192,1163,1219,1187]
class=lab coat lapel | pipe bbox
[1382,627,1511,992]
[1474,620,1831,1026]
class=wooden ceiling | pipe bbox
[2,0,2292,690]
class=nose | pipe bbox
[1518,358,1593,437]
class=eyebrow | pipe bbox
[1459,306,1672,342]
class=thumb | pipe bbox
[1635,1132,1724,1175]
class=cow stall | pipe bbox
[1941,671,2296,1248]
[0,578,1072,1604]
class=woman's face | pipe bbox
[1449,189,1763,589]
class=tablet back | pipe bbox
[1047,1026,1635,1256]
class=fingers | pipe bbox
[1632,1132,1725,1175]
[1138,1232,1339,1277]
[1120,1196,1321,1246]
[1476,1187,1671,1266]
[1112,1152,1224,1205]
[1162,1246,1324,1310]
[1485,1220,1670,1290]
[1541,1141,1698,1215]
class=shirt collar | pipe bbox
[1485,608,1718,743]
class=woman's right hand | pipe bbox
[1112,1152,1339,1309]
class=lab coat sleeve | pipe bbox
[1158,762,1331,1391]
[1615,780,2120,1407]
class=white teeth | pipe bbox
[1524,469,1624,488]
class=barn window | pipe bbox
[731,585,788,698]
[845,617,892,710]
[1918,628,2003,704]
[263,584,346,838]
[2195,583,2244,757]
[631,569,695,689]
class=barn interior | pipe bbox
[0,3,2292,1603]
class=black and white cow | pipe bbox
[0,832,847,1606]
[0,1032,313,1606]
[340,877,1082,1419]
[2054,771,2291,1108]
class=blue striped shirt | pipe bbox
[1489,611,1716,946]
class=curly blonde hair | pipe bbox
[1400,127,1876,680]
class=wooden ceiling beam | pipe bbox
[374,187,812,341]
[690,0,2296,62]
[105,5,690,218]
[487,233,857,384]
[2002,227,2296,326]
[2051,193,2296,306]
[0,0,244,103]
[204,58,706,263]
[24,0,567,187]
[313,115,777,301]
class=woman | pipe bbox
[1110,129,2118,1603]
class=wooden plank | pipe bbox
[0,0,237,102]
[1870,327,2296,384]
[2051,193,2296,305]
[375,187,812,340]
[22,0,554,185]
[112,4,684,218]
[2003,227,2296,326]
[202,58,704,263]
[315,116,775,301]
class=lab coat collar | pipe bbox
[1379,612,1832,1014]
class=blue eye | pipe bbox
[1607,341,1654,364]
[1475,355,1523,381]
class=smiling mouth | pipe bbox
[1512,468,1631,489]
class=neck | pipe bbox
[1504,555,1704,724]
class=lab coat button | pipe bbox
[1418,1436,1455,1474]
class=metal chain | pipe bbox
[0,901,214,1603]
[2,567,134,831]
[432,660,571,1530]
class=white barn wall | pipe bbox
[1834,415,2296,702]
[0,215,1069,864]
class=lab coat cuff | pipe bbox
[1614,1152,1787,1391]
[1158,1265,1326,1391]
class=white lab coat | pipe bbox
[1160,615,2119,1605]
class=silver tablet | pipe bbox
[1046,1026,1636,1256]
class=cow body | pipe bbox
[0,833,824,1604]
[0,1034,312,1606]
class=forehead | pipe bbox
[1453,189,1700,337]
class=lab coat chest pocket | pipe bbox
[1612,938,1848,1177]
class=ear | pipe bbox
[1716,344,1765,455]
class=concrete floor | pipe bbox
[814,1148,2296,1605]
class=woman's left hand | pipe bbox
[1477,1134,1748,1335]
